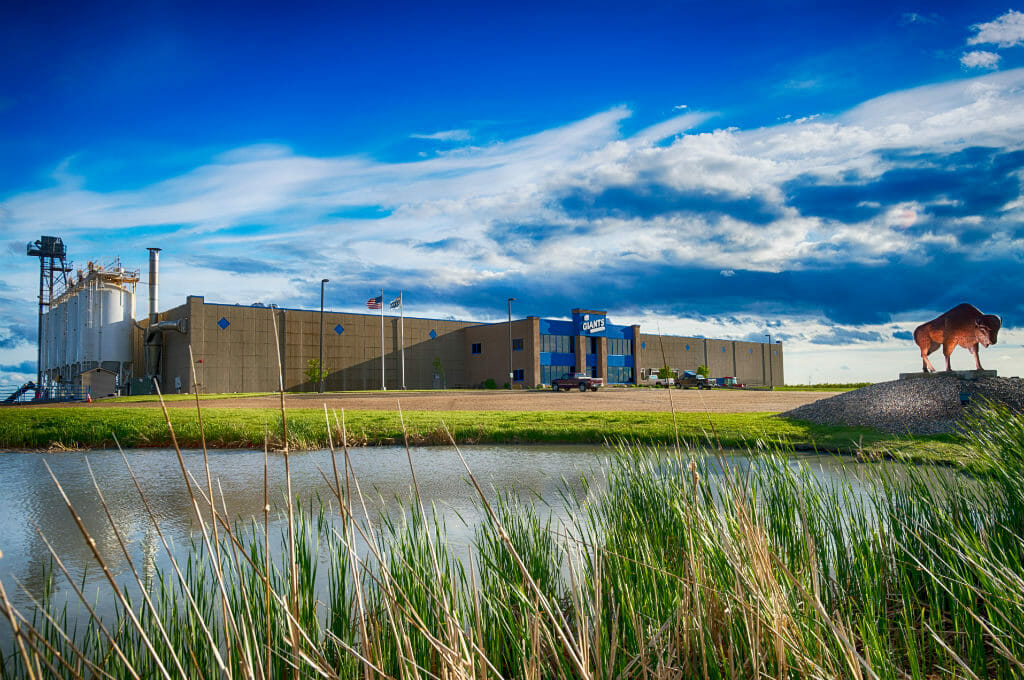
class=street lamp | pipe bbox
[507,297,516,389]
[319,278,329,393]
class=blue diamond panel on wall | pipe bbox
[429,329,437,339]
[334,324,344,335]
[217,317,230,330]
[641,341,646,349]
[685,344,690,351]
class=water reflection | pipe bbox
[0,445,609,622]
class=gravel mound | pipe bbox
[778,375,1024,435]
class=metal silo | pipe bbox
[44,259,139,389]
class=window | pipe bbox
[541,365,573,385]
[512,338,524,351]
[607,366,633,384]
[471,343,482,355]
[589,337,599,354]
[512,368,524,382]
[607,338,633,355]
[540,334,571,353]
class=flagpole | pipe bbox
[380,288,385,391]
[400,291,406,390]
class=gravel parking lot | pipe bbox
[85,388,836,413]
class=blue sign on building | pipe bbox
[572,310,607,336]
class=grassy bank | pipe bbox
[0,406,965,460]
[2,405,1022,678]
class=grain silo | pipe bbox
[41,259,139,388]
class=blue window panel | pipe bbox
[606,366,634,384]
[512,369,524,382]
[539,319,574,336]
[334,324,344,335]
[429,329,437,339]
[541,365,574,384]
[540,352,576,366]
[607,354,634,368]
[217,317,230,330]
[585,353,597,367]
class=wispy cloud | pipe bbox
[900,12,938,26]
[410,129,472,142]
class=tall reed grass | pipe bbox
[3,394,1024,677]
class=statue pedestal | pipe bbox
[899,370,997,381]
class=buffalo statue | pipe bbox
[913,303,1001,372]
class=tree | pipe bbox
[657,365,676,379]
[304,358,327,389]
[696,364,709,378]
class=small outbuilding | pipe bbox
[77,367,118,398]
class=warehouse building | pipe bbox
[29,240,784,395]
[141,296,784,393]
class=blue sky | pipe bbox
[3,1,1024,387]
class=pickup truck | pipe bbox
[642,372,675,387]
[676,370,712,389]
[551,373,604,392]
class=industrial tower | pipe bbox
[26,236,72,387]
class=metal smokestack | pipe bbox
[147,247,161,324]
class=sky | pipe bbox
[2,0,1024,388]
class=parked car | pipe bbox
[551,373,604,392]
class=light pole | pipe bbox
[319,278,329,393]
[507,297,516,389]
[764,333,773,388]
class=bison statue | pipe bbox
[913,303,1001,372]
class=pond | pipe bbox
[0,444,955,649]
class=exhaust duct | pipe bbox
[147,247,160,324]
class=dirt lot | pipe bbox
[85,388,836,413]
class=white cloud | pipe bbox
[961,50,1001,69]
[410,129,472,141]
[719,269,735,277]
[968,9,1024,48]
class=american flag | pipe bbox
[366,295,382,310]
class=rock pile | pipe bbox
[778,375,1024,435]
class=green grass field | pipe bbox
[0,406,966,462]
